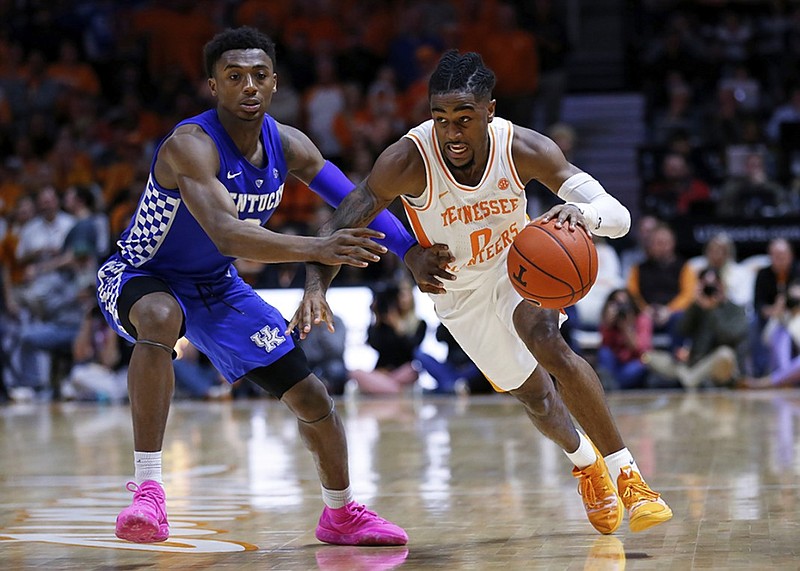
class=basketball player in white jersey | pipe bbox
[291,50,672,535]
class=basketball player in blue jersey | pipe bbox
[292,51,673,536]
[96,27,441,545]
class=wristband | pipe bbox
[309,161,417,258]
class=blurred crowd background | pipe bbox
[2,0,800,402]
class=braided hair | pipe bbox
[428,50,496,102]
[203,27,277,78]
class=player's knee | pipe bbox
[129,295,183,340]
[282,375,333,422]
[515,387,556,417]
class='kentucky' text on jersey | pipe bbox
[114,109,288,279]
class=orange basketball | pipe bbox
[506,220,598,309]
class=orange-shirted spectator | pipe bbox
[284,2,345,54]
[0,39,24,81]
[479,2,538,128]
[47,128,95,192]
[359,4,394,58]
[96,129,145,205]
[46,40,101,97]
[131,2,216,81]
[266,177,323,232]
[0,195,36,317]
[235,0,289,33]
[627,223,697,347]
[402,46,440,126]
[114,93,165,145]
[0,170,24,218]
[107,184,144,245]
[454,0,498,54]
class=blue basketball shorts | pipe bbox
[97,254,297,383]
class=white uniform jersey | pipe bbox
[401,117,528,292]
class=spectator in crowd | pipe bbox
[303,56,347,165]
[63,295,129,402]
[522,0,572,132]
[479,2,539,128]
[766,84,800,143]
[574,236,624,329]
[642,152,711,220]
[0,195,36,319]
[414,322,490,395]
[596,289,653,390]
[750,238,800,376]
[740,279,800,389]
[643,268,748,389]
[717,151,792,218]
[349,280,426,395]
[619,214,660,279]
[172,339,229,400]
[14,238,92,399]
[627,223,697,346]
[15,186,74,278]
[300,313,349,397]
[648,77,704,146]
[693,233,752,308]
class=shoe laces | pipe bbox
[577,467,611,508]
[126,481,166,518]
[343,502,385,524]
[619,471,660,505]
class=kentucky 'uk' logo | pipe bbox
[250,325,285,353]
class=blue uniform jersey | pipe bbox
[116,109,288,279]
[97,109,306,384]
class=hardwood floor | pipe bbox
[1,389,799,569]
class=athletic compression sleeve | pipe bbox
[309,161,417,259]
[556,173,631,239]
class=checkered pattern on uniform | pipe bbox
[96,258,128,335]
[118,177,181,267]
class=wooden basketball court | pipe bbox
[2,389,799,569]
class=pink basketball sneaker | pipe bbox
[115,480,169,543]
[315,501,408,546]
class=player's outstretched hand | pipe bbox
[535,204,590,234]
[288,288,334,339]
[316,228,387,267]
[404,243,456,294]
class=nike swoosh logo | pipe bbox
[227,171,242,179]
[438,191,448,199]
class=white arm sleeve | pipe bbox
[556,173,631,239]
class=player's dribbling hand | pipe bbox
[316,228,387,266]
[287,289,335,339]
[404,243,456,294]
[535,204,590,234]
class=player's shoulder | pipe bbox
[162,123,218,157]
[370,137,426,197]
[157,123,220,177]
[378,137,425,175]
[273,119,321,167]
[508,122,560,159]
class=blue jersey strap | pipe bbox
[308,161,417,259]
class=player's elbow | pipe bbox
[607,207,631,239]
[211,227,241,257]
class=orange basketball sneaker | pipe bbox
[572,443,623,535]
[617,466,673,532]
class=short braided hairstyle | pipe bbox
[203,27,276,78]
[428,50,496,102]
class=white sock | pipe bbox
[134,451,163,485]
[604,448,640,488]
[564,431,597,470]
[321,485,354,509]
